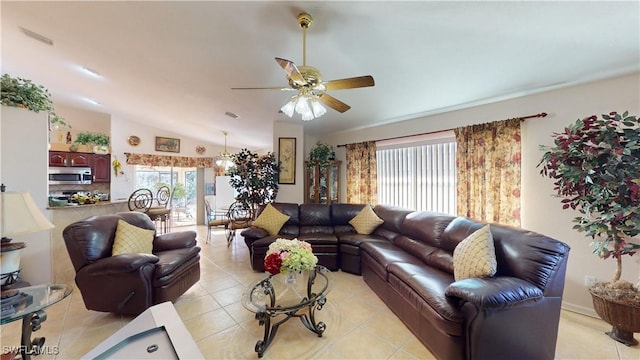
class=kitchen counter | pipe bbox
[48,199,128,210]
[50,199,130,285]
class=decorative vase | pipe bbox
[590,290,640,346]
[69,144,78,152]
[93,145,109,154]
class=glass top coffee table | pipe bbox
[241,265,333,358]
[1,284,72,360]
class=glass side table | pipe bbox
[241,265,333,358]
[1,284,73,360]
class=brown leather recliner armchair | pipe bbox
[63,212,201,315]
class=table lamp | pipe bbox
[1,184,54,290]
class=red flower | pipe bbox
[264,253,283,275]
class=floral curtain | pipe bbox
[345,141,378,205]
[124,152,215,168]
[454,118,521,226]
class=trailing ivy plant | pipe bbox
[1,73,70,128]
[538,111,640,283]
[227,149,279,214]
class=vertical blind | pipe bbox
[377,141,457,215]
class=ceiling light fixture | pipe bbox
[215,131,234,170]
[280,89,326,121]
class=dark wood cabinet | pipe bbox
[48,151,111,183]
[49,151,91,167]
[92,154,111,183]
[304,161,341,204]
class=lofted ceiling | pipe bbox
[2,1,639,151]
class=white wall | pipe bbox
[314,72,640,315]
[1,106,52,285]
[109,115,241,201]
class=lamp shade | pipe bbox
[1,191,54,237]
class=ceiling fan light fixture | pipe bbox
[294,96,311,115]
[311,98,326,118]
[280,99,296,117]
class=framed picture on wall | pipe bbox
[278,137,296,184]
[155,137,180,153]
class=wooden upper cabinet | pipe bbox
[49,151,91,167]
[69,153,91,167]
[92,154,111,183]
[49,151,68,167]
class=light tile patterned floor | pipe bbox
[1,226,638,359]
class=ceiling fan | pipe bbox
[231,12,375,120]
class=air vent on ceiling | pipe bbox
[225,112,239,119]
[19,26,54,46]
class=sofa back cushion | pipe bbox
[442,217,570,294]
[256,202,300,237]
[401,211,456,247]
[299,204,334,235]
[372,204,413,234]
[331,203,367,233]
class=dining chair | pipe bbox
[204,199,229,244]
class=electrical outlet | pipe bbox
[584,275,597,287]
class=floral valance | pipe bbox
[124,152,215,168]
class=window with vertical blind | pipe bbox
[376,133,457,215]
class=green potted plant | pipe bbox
[227,149,279,215]
[74,131,110,153]
[538,110,640,345]
[1,74,70,129]
[308,141,335,168]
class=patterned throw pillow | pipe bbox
[252,203,290,236]
[349,206,384,235]
[452,224,497,281]
[112,219,155,256]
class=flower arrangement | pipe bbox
[264,238,318,275]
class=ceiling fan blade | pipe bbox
[319,92,351,113]
[275,57,306,85]
[323,75,375,91]
[231,86,295,91]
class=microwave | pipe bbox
[49,167,92,185]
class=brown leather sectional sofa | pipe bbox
[242,203,570,360]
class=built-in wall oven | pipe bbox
[48,167,92,185]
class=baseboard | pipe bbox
[561,301,598,318]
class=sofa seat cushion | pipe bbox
[361,241,423,280]
[153,247,201,285]
[388,262,463,336]
[297,233,338,245]
[338,234,387,255]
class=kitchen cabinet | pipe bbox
[92,154,111,183]
[49,151,91,167]
[304,161,341,204]
[48,151,111,183]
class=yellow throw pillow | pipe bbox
[453,224,497,281]
[349,206,384,235]
[252,203,290,236]
[112,219,155,256]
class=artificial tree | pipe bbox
[227,149,279,215]
[538,110,640,344]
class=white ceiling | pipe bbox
[2,1,639,150]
